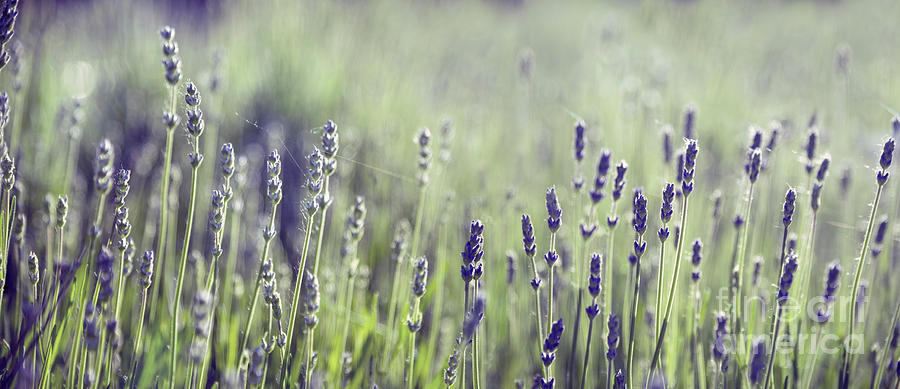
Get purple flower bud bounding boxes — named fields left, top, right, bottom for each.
left=574, top=120, right=586, bottom=162
left=782, top=188, right=797, bottom=227
left=545, top=187, right=562, bottom=232
left=749, top=338, right=766, bottom=384
left=521, top=214, right=536, bottom=257
left=606, top=314, right=619, bottom=360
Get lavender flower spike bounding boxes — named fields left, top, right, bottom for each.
left=545, top=187, right=562, bottom=233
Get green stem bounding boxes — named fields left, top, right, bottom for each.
left=580, top=305, right=596, bottom=389
left=733, top=182, right=756, bottom=367
left=104, top=246, right=128, bottom=385
left=283, top=211, right=317, bottom=386
left=843, top=182, right=885, bottom=384
left=168, top=158, right=201, bottom=389
left=302, top=175, right=332, bottom=385
left=472, top=281, right=481, bottom=389
left=626, top=235, right=644, bottom=389
left=655, top=224, right=668, bottom=337
left=528, top=252, right=547, bottom=376
left=152, top=84, right=178, bottom=336
left=129, top=288, right=147, bottom=388
left=649, top=194, right=691, bottom=376
left=239, top=208, right=279, bottom=358
left=461, top=283, right=469, bottom=389
left=763, top=305, right=785, bottom=389
left=406, top=297, right=421, bottom=389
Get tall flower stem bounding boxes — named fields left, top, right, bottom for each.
left=304, top=171, right=333, bottom=383
left=733, top=182, right=755, bottom=361
left=406, top=297, right=421, bottom=389
left=763, top=305, right=786, bottom=389
left=603, top=200, right=617, bottom=323
left=655, top=225, right=668, bottom=337
left=239, top=208, right=279, bottom=356
left=168, top=141, right=201, bottom=389
left=625, top=234, right=644, bottom=389
left=527, top=250, right=546, bottom=376
left=461, top=283, right=469, bottom=389
left=152, top=82, right=177, bottom=323
left=283, top=210, right=317, bottom=385
left=546, top=231, right=557, bottom=381
left=472, top=281, right=482, bottom=389
left=580, top=304, right=597, bottom=389
left=649, top=195, right=691, bottom=375
left=842, top=182, right=885, bottom=383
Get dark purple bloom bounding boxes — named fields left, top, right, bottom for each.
left=574, top=120, right=586, bottom=162
left=750, top=126, right=763, bottom=150
left=682, top=140, right=699, bottom=195
left=873, top=217, right=889, bottom=257
left=712, top=312, right=728, bottom=361
left=817, top=156, right=831, bottom=182
left=590, top=150, right=612, bottom=204
left=777, top=252, right=799, bottom=302
left=691, top=239, right=703, bottom=266
left=752, top=257, right=763, bottom=287
left=823, top=262, right=841, bottom=304
left=691, top=239, right=703, bottom=282
left=811, top=182, right=823, bottom=211
left=606, top=314, right=619, bottom=360
left=612, top=161, right=628, bottom=201
left=660, top=183, right=675, bottom=224
left=881, top=138, right=895, bottom=170
left=805, top=129, right=818, bottom=174
left=607, top=215, right=618, bottom=228
left=541, top=319, right=564, bottom=367
left=460, top=220, right=485, bottom=283
left=766, top=122, right=780, bottom=153
left=546, top=187, right=562, bottom=232
left=782, top=188, right=797, bottom=227
left=878, top=138, right=895, bottom=185
left=749, top=338, right=766, bottom=384
left=614, top=370, right=625, bottom=388
left=580, top=223, right=597, bottom=240
left=588, top=253, right=602, bottom=297
left=411, top=257, right=428, bottom=297
left=506, top=251, right=515, bottom=284
left=745, top=149, right=761, bottom=183
left=522, top=214, right=536, bottom=257
left=733, top=215, right=744, bottom=228
left=675, top=153, right=684, bottom=184
left=544, top=250, right=559, bottom=267
left=632, top=189, right=647, bottom=236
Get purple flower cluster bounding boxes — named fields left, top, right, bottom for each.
left=460, top=220, right=485, bottom=284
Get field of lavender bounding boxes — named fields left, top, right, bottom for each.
left=2, top=0, right=900, bottom=388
